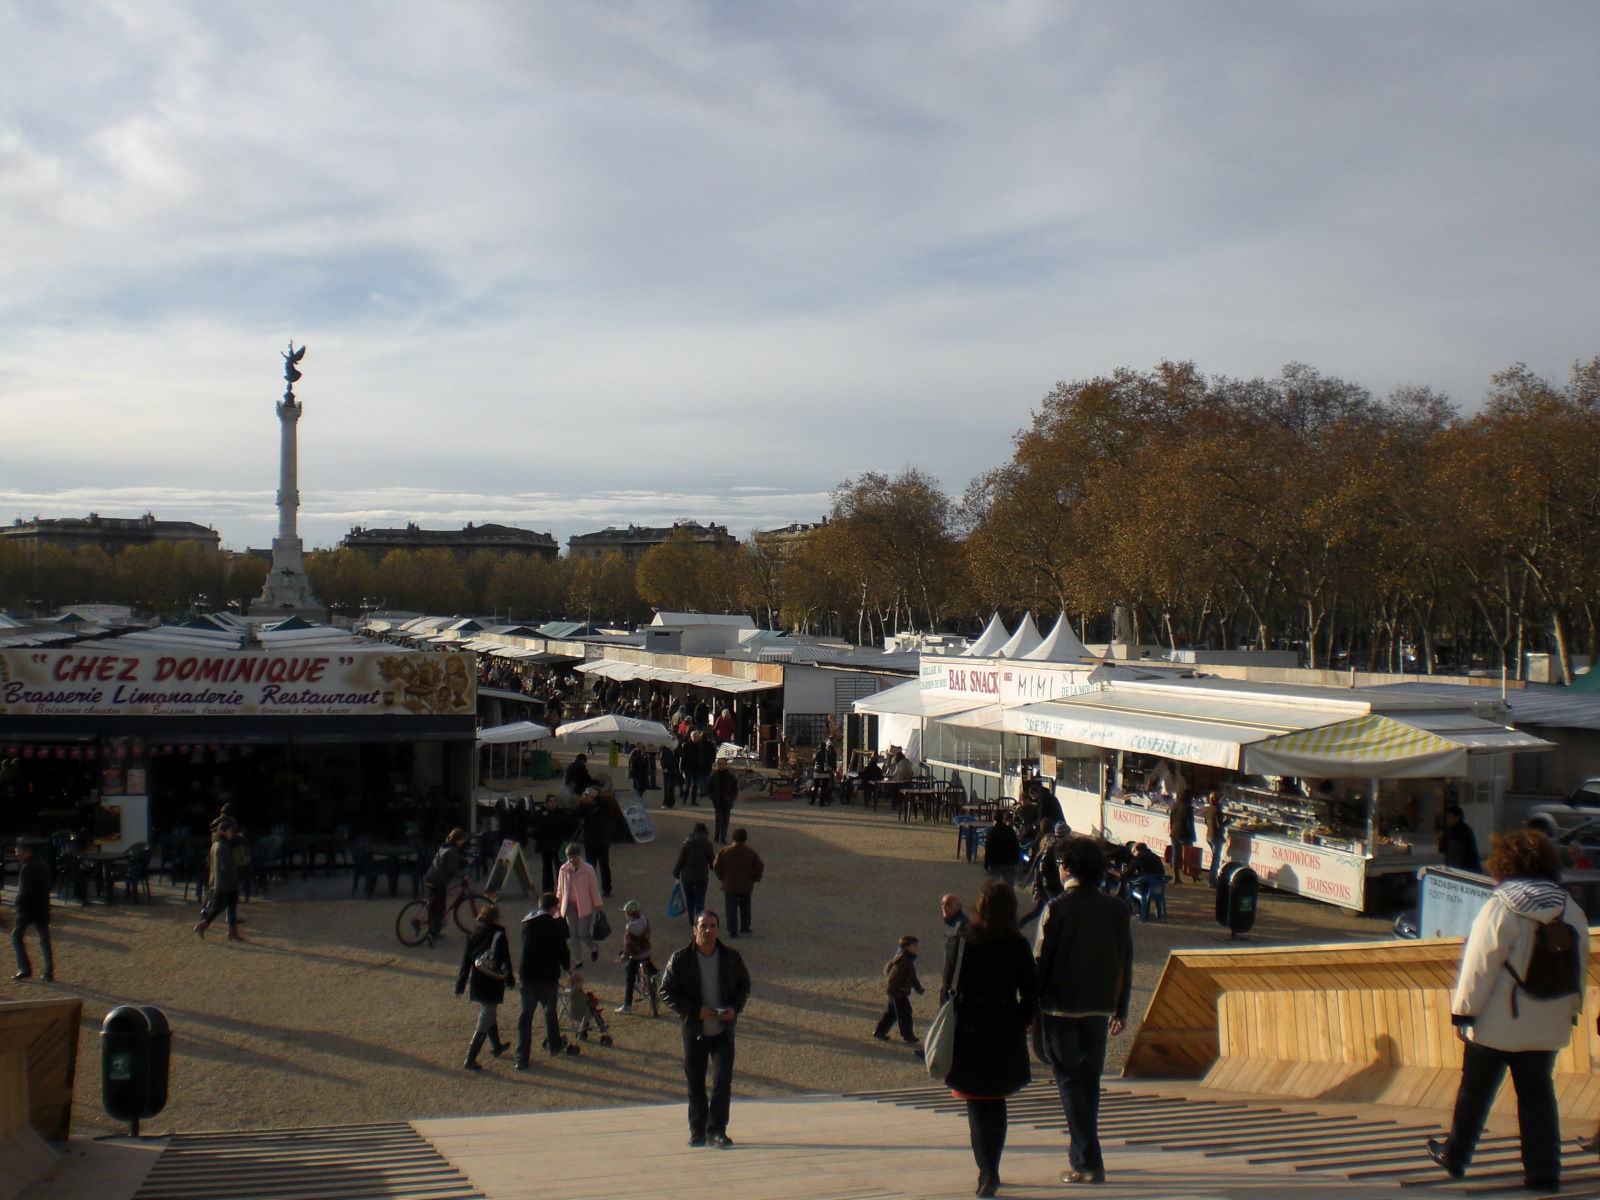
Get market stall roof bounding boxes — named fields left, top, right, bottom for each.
left=576, top=657, right=777, bottom=693
left=936, top=679, right=1556, bottom=776
left=476, top=720, right=552, bottom=745
left=1367, top=680, right=1600, bottom=734
left=852, top=678, right=991, bottom=719
left=478, top=686, right=542, bottom=704
left=107, top=623, right=379, bottom=652
left=939, top=685, right=1333, bottom=768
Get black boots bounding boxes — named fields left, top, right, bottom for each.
left=489, top=1028, right=509, bottom=1058
left=463, top=1033, right=486, bottom=1071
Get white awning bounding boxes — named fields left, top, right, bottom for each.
left=853, top=679, right=990, bottom=719
left=934, top=688, right=1335, bottom=769
left=934, top=683, right=1557, bottom=777
left=476, top=721, right=552, bottom=745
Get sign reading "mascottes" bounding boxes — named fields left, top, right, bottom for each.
left=0, top=649, right=476, bottom=718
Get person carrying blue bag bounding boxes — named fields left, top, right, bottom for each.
left=672, top=822, right=715, bottom=921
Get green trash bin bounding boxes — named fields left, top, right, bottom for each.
left=528, top=749, right=552, bottom=780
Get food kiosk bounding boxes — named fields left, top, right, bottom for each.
left=934, top=676, right=1552, bottom=911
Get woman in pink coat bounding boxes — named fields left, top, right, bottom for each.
left=556, top=842, right=605, bottom=965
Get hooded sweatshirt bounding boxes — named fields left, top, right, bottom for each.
left=1451, top=878, right=1588, bottom=1052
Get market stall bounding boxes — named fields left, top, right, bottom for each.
left=936, top=677, right=1553, bottom=911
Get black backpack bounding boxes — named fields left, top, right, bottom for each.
left=1505, top=917, right=1582, bottom=1015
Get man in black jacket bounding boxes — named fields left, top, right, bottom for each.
left=514, top=891, right=572, bottom=1067
left=983, top=810, right=1022, bottom=886
left=707, top=758, right=739, bottom=845
left=682, top=730, right=716, bottom=807
left=10, top=840, right=54, bottom=982
left=660, top=909, right=751, bottom=1148
left=1035, top=836, right=1132, bottom=1185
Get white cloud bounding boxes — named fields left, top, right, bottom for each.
left=2, top=1, right=1596, bottom=553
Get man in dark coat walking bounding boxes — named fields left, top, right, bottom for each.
left=660, top=909, right=751, bottom=1148
left=1437, top=804, right=1482, bottom=874
left=1035, top=836, right=1133, bottom=1185
left=514, top=891, right=572, bottom=1066
left=707, top=757, right=739, bottom=845
left=10, top=840, right=54, bottom=981
left=983, top=810, right=1022, bottom=887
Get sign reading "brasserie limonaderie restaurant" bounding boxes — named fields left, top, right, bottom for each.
left=0, top=649, right=476, bottom=719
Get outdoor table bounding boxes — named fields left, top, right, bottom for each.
left=960, top=798, right=1001, bottom=823
left=77, top=850, right=128, bottom=904
left=899, top=783, right=943, bottom=822
left=292, top=833, right=346, bottom=878
left=366, top=843, right=420, bottom=897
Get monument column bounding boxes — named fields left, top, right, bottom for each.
left=253, top=343, right=322, bottom=615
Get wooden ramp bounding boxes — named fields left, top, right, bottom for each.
left=1125, top=934, right=1600, bottom=1120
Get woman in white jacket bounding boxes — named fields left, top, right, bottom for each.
left=1427, top=830, right=1588, bottom=1190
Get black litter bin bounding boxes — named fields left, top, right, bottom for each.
left=101, top=1004, right=171, bottom=1134
left=1214, top=863, right=1259, bottom=938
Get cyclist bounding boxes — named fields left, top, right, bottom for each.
left=615, top=899, right=657, bottom=1014
left=423, top=828, right=470, bottom=946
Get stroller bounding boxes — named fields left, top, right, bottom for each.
left=560, top=971, right=613, bottom=1048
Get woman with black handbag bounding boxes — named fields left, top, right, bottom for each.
left=456, top=902, right=515, bottom=1071
left=944, top=878, right=1038, bottom=1198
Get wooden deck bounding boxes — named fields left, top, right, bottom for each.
left=1125, top=933, right=1600, bottom=1119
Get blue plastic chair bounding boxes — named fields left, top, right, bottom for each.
left=1129, top=873, right=1167, bottom=922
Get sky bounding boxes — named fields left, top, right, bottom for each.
left=3, top=2, right=1597, bottom=553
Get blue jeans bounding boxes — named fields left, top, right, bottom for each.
left=1040, top=1013, right=1111, bottom=1172
left=1208, top=837, right=1226, bottom=886
left=11, top=918, right=52, bottom=977
left=683, top=1028, right=735, bottom=1138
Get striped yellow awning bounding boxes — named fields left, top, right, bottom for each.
left=1245, top=713, right=1465, bottom=779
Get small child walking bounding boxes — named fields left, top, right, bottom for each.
left=873, top=934, right=924, bottom=1046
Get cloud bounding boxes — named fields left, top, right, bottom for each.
left=2, top=1, right=1596, bottom=554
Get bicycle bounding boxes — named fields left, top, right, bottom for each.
left=616, top=953, right=660, bottom=1017
left=395, top=876, right=491, bottom=947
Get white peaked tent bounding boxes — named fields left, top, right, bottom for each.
left=993, top=612, right=1043, bottom=659
left=963, top=612, right=1011, bottom=657
left=1022, top=613, right=1091, bottom=663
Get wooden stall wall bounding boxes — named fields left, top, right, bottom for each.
left=1124, top=937, right=1600, bottom=1121
left=0, top=998, right=82, bottom=1199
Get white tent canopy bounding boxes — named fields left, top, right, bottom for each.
left=962, top=612, right=1010, bottom=657
left=993, top=612, right=1042, bottom=659
left=475, top=721, right=552, bottom=745
left=555, top=714, right=677, bottom=747
left=1022, top=613, right=1090, bottom=663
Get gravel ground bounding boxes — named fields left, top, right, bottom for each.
left=4, top=789, right=1396, bottom=1136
